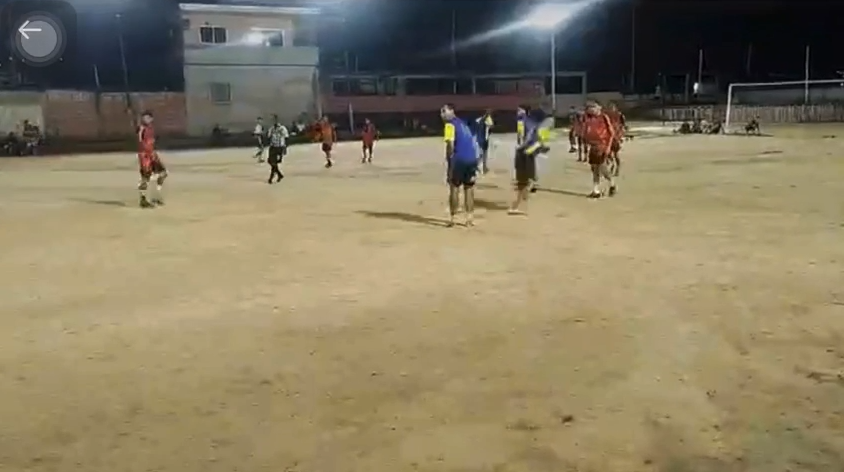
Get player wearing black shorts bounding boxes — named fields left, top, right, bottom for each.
left=509, top=113, right=543, bottom=215
left=441, top=104, right=478, bottom=227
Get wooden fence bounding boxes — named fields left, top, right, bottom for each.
left=657, top=104, right=844, bottom=124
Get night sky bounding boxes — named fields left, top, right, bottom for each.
left=7, top=0, right=844, bottom=93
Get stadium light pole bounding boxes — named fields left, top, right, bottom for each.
left=524, top=5, right=569, bottom=114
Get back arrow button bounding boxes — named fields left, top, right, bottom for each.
left=18, top=20, right=42, bottom=40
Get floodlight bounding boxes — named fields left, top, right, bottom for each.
left=524, top=4, right=570, bottom=29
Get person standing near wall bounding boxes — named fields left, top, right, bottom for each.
left=253, top=117, right=265, bottom=162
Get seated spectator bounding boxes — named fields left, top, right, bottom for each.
left=3, top=132, right=22, bottom=156
left=675, top=121, right=692, bottom=134
left=21, top=120, right=42, bottom=155
left=708, top=120, right=722, bottom=134
left=745, top=117, right=760, bottom=135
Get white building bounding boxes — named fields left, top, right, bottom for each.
left=180, top=3, right=321, bottom=135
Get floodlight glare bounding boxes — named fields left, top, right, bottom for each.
left=524, top=5, right=570, bottom=29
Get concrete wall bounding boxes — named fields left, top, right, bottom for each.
left=184, top=56, right=319, bottom=135
left=183, top=11, right=297, bottom=47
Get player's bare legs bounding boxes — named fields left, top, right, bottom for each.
left=150, top=171, right=167, bottom=205
left=509, top=183, right=530, bottom=214
left=447, top=185, right=460, bottom=227
left=138, top=175, right=153, bottom=208
left=463, top=186, right=475, bottom=226
left=589, top=161, right=615, bottom=198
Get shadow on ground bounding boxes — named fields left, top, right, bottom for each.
left=70, top=198, right=129, bottom=207
left=536, top=188, right=589, bottom=198
left=357, top=210, right=451, bottom=227
left=474, top=198, right=509, bottom=211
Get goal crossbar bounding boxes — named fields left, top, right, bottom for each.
left=725, top=78, right=844, bottom=131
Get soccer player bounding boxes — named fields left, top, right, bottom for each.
left=582, top=102, right=617, bottom=198
left=137, top=111, right=167, bottom=208
left=516, top=105, right=528, bottom=145
left=266, top=115, right=288, bottom=184
left=474, top=109, right=494, bottom=174
left=253, top=117, right=265, bottom=162
left=509, top=112, right=542, bottom=214
left=745, top=117, right=761, bottom=135
left=441, top=104, right=479, bottom=227
left=317, top=116, right=336, bottom=168
left=529, top=109, right=552, bottom=193
left=566, top=106, right=579, bottom=153
left=361, top=118, right=377, bottom=163
left=604, top=102, right=626, bottom=176
left=573, top=110, right=587, bottom=162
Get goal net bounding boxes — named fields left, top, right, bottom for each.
left=724, top=79, right=844, bottom=133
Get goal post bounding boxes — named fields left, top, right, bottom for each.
left=725, top=78, right=844, bottom=133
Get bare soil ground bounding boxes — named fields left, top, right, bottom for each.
left=1, top=125, right=843, bottom=472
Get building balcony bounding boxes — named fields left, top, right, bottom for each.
left=184, top=45, right=319, bottom=67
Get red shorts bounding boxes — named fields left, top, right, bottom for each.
left=587, top=143, right=610, bottom=165
left=139, top=154, right=166, bottom=178
left=362, top=141, right=374, bottom=149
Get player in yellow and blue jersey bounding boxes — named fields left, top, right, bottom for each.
left=530, top=109, right=553, bottom=193
left=509, top=111, right=547, bottom=215
left=516, top=105, right=528, bottom=145
left=474, top=109, right=494, bottom=174
left=442, top=103, right=480, bottom=227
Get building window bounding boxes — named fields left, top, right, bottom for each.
left=209, top=82, right=231, bottom=103
left=246, top=28, right=284, bottom=47
left=199, top=25, right=227, bottom=44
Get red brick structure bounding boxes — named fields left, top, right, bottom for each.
left=42, top=91, right=187, bottom=138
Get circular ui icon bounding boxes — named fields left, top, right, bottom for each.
left=13, top=13, right=65, bottom=66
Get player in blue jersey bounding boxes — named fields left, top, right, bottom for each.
left=441, top=104, right=479, bottom=227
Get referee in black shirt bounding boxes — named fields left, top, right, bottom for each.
left=267, top=115, right=289, bottom=184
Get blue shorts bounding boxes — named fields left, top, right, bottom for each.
left=447, top=159, right=478, bottom=187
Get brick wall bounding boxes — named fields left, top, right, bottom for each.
left=38, top=91, right=187, bottom=139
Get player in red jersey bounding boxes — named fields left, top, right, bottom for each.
left=361, top=118, right=377, bottom=163
left=582, top=102, right=616, bottom=198
left=604, top=102, right=626, bottom=176
left=566, top=106, right=579, bottom=153
left=316, top=116, right=336, bottom=168
left=572, top=111, right=588, bottom=162
left=137, top=111, right=167, bottom=208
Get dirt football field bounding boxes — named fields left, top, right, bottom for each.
left=1, top=125, right=843, bottom=472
